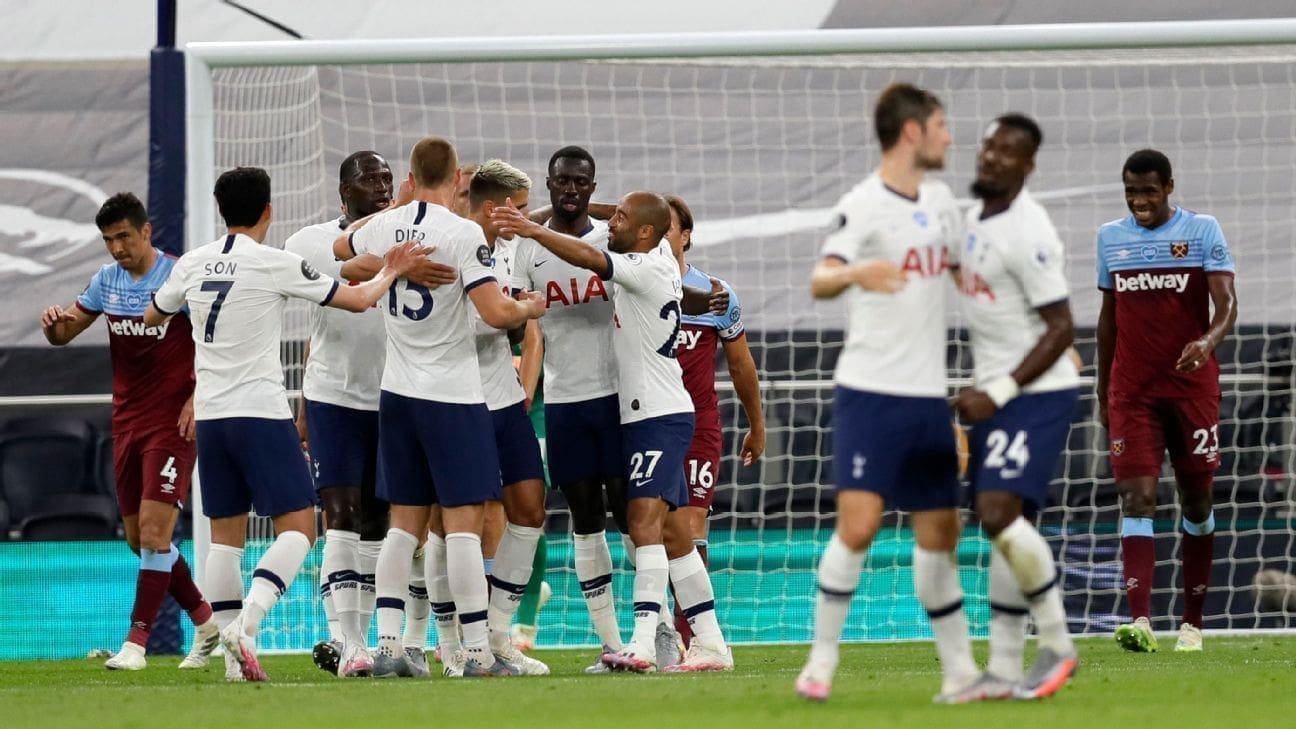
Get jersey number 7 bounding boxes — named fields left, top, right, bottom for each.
left=199, top=280, right=234, bottom=343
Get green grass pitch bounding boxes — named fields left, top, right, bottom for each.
left=4, top=636, right=1294, bottom=729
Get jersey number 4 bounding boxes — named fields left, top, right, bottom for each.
left=199, top=280, right=234, bottom=342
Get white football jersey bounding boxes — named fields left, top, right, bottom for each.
left=606, top=239, right=694, bottom=424
left=284, top=219, right=385, bottom=411
left=957, top=189, right=1079, bottom=392
left=512, top=221, right=618, bottom=404
left=474, top=237, right=525, bottom=411
left=820, top=173, right=962, bottom=397
left=348, top=201, right=495, bottom=403
left=152, top=233, right=339, bottom=421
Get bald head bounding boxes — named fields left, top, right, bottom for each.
left=607, top=190, right=671, bottom=253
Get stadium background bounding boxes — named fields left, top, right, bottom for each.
left=1, top=1, right=1294, bottom=660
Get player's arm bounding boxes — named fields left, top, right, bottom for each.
left=342, top=252, right=457, bottom=289
left=722, top=334, right=766, bottom=465
left=1175, top=273, right=1238, bottom=373
left=295, top=339, right=311, bottom=448
left=492, top=199, right=609, bottom=277
left=326, top=241, right=432, bottom=312
left=680, top=277, right=730, bottom=316
left=519, top=320, right=544, bottom=410
left=40, top=302, right=97, bottom=345
left=1096, top=291, right=1116, bottom=429
left=956, top=299, right=1076, bottom=423
left=468, top=283, right=546, bottom=331
left=809, top=256, right=906, bottom=299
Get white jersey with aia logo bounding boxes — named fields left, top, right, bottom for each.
left=821, top=173, right=962, bottom=398
left=348, top=200, right=496, bottom=404
left=152, top=233, right=339, bottom=421
left=512, top=220, right=617, bottom=404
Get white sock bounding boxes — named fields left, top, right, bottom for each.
left=403, top=545, right=429, bottom=650
left=987, top=548, right=1028, bottom=681
left=808, top=533, right=864, bottom=670
left=623, top=534, right=637, bottom=567
left=487, top=522, right=542, bottom=650
left=574, top=531, right=622, bottom=650
left=993, top=516, right=1073, bottom=655
left=374, top=528, right=417, bottom=658
left=669, top=548, right=726, bottom=648
left=243, top=531, right=311, bottom=638
left=425, top=533, right=460, bottom=654
left=630, top=544, right=669, bottom=657
left=446, top=532, right=491, bottom=659
left=358, top=539, right=382, bottom=641
left=319, top=568, right=340, bottom=642
left=912, top=546, right=978, bottom=693
left=321, top=529, right=362, bottom=644
left=206, top=544, right=245, bottom=632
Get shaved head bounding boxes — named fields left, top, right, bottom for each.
left=607, top=190, right=671, bottom=253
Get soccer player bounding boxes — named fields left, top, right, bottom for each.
left=333, top=137, right=547, bottom=678
left=795, top=83, right=976, bottom=702
left=510, top=146, right=630, bottom=670
left=287, top=150, right=455, bottom=678
left=144, top=167, right=426, bottom=682
left=494, top=190, right=735, bottom=674
left=660, top=194, right=765, bottom=662
left=39, top=192, right=218, bottom=672
left=1097, top=149, right=1238, bottom=653
left=951, top=114, right=1079, bottom=700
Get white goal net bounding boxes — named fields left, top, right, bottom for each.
left=189, top=28, right=1296, bottom=651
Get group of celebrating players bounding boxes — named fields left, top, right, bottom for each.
left=39, top=78, right=1236, bottom=703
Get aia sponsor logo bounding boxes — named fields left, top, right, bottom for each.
left=544, top=276, right=608, bottom=307
left=957, top=271, right=995, bottom=302
left=899, top=245, right=950, bottom=278
left=1110, top=438, right=1125, bottom=456
left=1113, top=271, right=1190, bottom=293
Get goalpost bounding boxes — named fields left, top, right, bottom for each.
left=184, top=20, right=1296, bottom=651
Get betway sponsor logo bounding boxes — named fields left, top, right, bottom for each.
left=675, top=328, right=703, bottom=351
left=108, top=318, right=170, bottom=340
left=1114, top=271, right=1190, bottom=293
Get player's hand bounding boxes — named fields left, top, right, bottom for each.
left=953, top=387, right=997, bottom=423
left=295, top=410, right=309, bottom=451
left=517, top=289, right=546, bottom=319
left=853, top=260, right=907, bottom=294
left=394, top=176, right=415, bottom=208
left=1175, top=338, right=1212, bottom=373
left=491, top=198, right=542, bottom=238
left=177, top=396, right=196, bottom=442
left=382, top=241, right=433, bottom=277
left=706, top=277, right=729, bottom=315
left=739, top=424, right=766, bottom=466
left=407, top=256, right=458, bottom=289
left=40, top=305, right=76, bottom=329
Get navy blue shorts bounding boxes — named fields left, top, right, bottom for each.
left=831, top=386, right=959, bottom=512
left=969, top=388, right=1079, bottom=509
left=378, top=391, right=502, bottom=508
left=492, top=401, right=545, bottom=486
left=305, top=400, right=382, bottom=493
left=621, top=413, right=694, bottom=509
left=196, top=417, right=317, bottom=519
left=545, top=394, right=624, bottom=485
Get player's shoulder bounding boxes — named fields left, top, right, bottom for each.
left=1097, top=214, right=1136, bottom=241
left=919, top=178, right=957, bottom=205
left=284, top=219, right=342, bottom=252
left=835, top=174, right=883, bottom=209
left=1177, top=207, right=1223, bottom=231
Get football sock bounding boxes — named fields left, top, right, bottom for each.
left=206, top=544, right=244, bottom=632
left=127, top=546, right=180, bottom=647
left=808, top=533, right=864, bottom=670
left=1181, top=512, right=1216, bottom=628
left=319, top=566, right=341, bottom=642
left=574, top=531, right=622, bottom=650
left=516, top=532, right=548, bottom=626
left=913, top=546, right=978, bottom=693
left=322, top=529, right=363, bottom=644
left=487, top=523, right=542, bottom=650
left=167, top=551, right=213, bottom=625
left=445, top=532, right=491, bottom=660
left=358, top=539, right=382, bottom=638
left=623, top=534, right=637, bottom=566
left=668, top=547, right=725, bottom=648
left=630, top=544, right=670, bottom=657
left=374, top=528, right=417, bottom=658
left=1120, top=517, right=1155, bottom=620
left=987, top=548, right=1028, bottom=681
left=674, top=540, right=707, bottom=647
left=403, top=545, right=429, bottom=649
left=425, top=533, right=461, bottom=654
left=994, top=516, right=1073, bottom=655
left=243, top=530, right=311, bottom=638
